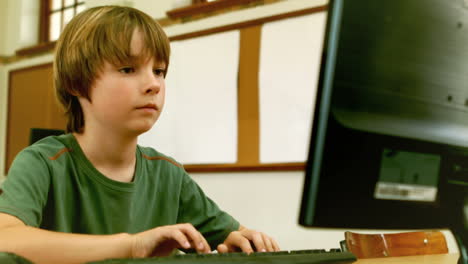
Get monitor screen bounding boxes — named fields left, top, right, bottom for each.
left=299, top=0, right=467, bottom=256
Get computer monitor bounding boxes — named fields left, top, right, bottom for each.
left=298, top=0, right=467, bottom=262
left=29, top=128, right=65, bottom=145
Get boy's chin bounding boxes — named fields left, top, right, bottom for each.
left=132, top=120, right=158, bottom=134
left=133, top=126, right=153, bottom=136
left=125, top=124, right=154, bottom=137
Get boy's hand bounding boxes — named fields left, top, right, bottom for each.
left=130, top=223, right=211, bottom=258
left=217, top=226, right=280, bottom=254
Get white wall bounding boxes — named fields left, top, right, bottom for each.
left=85, top=0, right=175, bottom=19
left=18, top=0, right=40, bottom=49
left=0, top=0, right=21, bottom=56
left=0, top=0, right=460, bottom=254
left=0, top=0, right=39, bottom=57
left=0, top=1, right=9, bottom=55
left=191, top=171, right=348, bottom=250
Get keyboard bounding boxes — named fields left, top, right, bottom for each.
left=88, top=249, right=357, bottom=264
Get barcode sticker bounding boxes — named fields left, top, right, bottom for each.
left=374, top=182, right=437, bottom=202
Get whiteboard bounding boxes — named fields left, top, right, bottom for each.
left=259, top=13, right=326, bottom=163
left=139, top=30, right=240, bottom=164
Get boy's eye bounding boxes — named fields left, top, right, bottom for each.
left=154, top=68, right=165, bottom=77
left=119, top=67, right=135, bottom=74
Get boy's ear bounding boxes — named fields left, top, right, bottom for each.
left=69, top=91, right=79, bottom=97
left=68, top=87, right=89, bottom=98
left=66, top=87, right=80, bottom=97
left=75, top=92, right=93, bottom=104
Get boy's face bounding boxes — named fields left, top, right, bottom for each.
left=79, top=30, right=166, bottom=136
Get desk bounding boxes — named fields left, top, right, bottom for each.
left=354, top=253, right=460, bottom=264
left=0, top=252, right=460, bottom=263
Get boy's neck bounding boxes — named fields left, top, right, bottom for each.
left=73, top=131, right=138, bottom=183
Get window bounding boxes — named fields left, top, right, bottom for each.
left=40, top=0, right=85, bottom=43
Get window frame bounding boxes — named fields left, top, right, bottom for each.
left=39, top=0, right=85, bottom=43
left=167, top=0, right=263, bottom=20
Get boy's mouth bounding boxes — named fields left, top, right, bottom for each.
left=136, top=103, right=158, bottom=111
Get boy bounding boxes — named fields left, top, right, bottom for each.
left=0, top=5, right=279, bottom=264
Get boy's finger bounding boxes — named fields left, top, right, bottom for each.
left=251, top=232, right=266, bottom=252
left=238, top=237, right=254, bottom=254
left=179, top=224, right=211, bottom=253
left=163, top=228, right=191, bottom=249
left=194, top=235, right=211, bottom=253
left=217, top=243, right=229, bottom=253
left=217, top=243, right=241, bottom=253
left=262, top=234, right=274, bottom=252
left=271, top=238, right=281, bottom=251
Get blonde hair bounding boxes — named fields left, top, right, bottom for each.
left=54, top=5, right=170, bottom=133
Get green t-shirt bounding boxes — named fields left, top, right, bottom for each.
left=0, top=134, right=239, bottom=248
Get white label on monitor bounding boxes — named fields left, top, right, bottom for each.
left=374, top=182, right=437, bottom=202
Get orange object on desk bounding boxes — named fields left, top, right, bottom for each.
left=345, top=231, right=449, bottom=259
left=354, top=253, right=459, bottom=264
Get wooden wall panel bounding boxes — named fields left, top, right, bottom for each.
left=237, top=25, right=261, bottom=166
left=5, top=63, right=66, bottom=174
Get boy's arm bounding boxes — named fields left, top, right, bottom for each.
left=0, top=213, right=211, bottom=264
left=217, top=225, right=281, bottom=253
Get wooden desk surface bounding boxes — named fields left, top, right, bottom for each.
left=354, top=253, right=460, bottom=264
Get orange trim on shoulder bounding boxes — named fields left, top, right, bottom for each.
left=49, top=148, right=72, bottom=160
left=142, top=154, right=183, bottom=168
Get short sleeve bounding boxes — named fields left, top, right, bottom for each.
left=177, top=173, right=240, bottom=249
left=0, top=148, right=51, bottom=227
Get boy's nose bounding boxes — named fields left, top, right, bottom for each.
left=144, top=74, right=161, bottom=95
left=145, top=84, right=160, bottom=95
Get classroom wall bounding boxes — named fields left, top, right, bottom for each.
left=0, top=0, right=460, bottom=253
left=0, top=0, right=38, bottom=57
left=192, top=170, right=350, bottom=250
left=86, top=0, right=175, bottom=19
left=0, top=0, right=20, bottom=57
left=0, top=64, right=6, bottom=180
left=0, top=2, right=8, bottom=55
